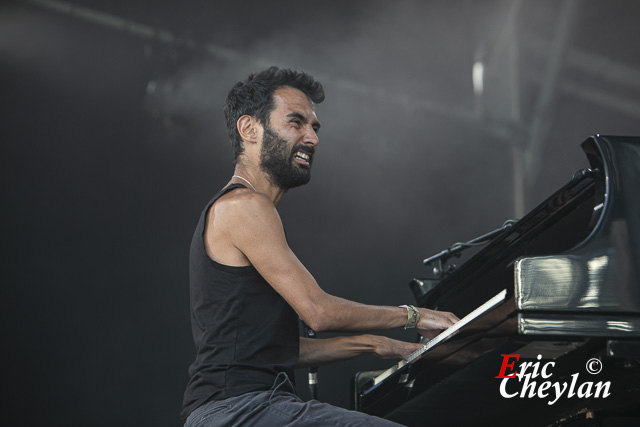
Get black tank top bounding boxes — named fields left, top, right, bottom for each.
left=181, top=184, right=299, bottom=420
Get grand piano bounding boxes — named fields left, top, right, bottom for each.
left=353, top=135, right=640, bottom=426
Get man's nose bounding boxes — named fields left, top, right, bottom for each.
left=303, top=127, right=319, bottom=147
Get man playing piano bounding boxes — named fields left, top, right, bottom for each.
left=182, top=66, right=459, bottom=426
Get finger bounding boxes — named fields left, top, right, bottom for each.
left=402, top=343, right=424, bottom=360
left=439, top=311, right=459, bottom=326
left=437, top=314, right=455, bottom=329
left=420, top=330, right=439, bottom=340
left=448, top=312, right=461, bottom=323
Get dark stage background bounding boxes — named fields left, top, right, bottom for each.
left=2, top=0, right=640, bottom=425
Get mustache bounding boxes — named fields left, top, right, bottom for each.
left=293, top=145, right=315, bottom=156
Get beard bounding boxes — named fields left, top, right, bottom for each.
left=259, top=125, right=313, bottom=190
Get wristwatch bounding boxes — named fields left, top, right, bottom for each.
left=399, top=304, right=420, bottom=329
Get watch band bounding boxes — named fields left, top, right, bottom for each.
left=399, top=304, right=420, bottom=329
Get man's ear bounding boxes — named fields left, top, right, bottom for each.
left=237, top=115, right=261, bottom=144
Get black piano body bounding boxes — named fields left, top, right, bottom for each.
left=354, top=135, right=640, bottom=426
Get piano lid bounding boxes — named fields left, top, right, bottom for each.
left=417, top=137, right=601, bottom=318
left=515, top=136, right=640, bottom=316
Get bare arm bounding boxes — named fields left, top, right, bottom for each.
left=297, top=335, right=424, bottom=368
left=215, top=192, right=459, bottom=334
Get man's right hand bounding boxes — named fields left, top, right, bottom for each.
left=416, top=308, right=460, bottom=339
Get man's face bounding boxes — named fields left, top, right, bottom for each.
left=259, top=87, right=320, bottom=190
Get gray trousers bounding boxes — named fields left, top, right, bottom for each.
left=184, top=373, right=403, bottom=427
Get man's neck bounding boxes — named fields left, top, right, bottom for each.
left=231, top=164, right=286, bottom=205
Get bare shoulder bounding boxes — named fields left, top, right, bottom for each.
left=216, top=188, right=278, bottom=220
left=204, top=188, right=286, bottom=265
left=209, top=188, right=284, bottom=236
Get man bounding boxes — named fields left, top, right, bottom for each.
left=182, top=67, right=459, bottom=426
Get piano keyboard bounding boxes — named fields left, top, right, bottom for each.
left=368, top=289, right=508, bottom=389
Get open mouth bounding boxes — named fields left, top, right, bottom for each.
left=293, top=150, right=312, bottom=166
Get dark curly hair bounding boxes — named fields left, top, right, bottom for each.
left=223, top=67, right=325, bottom=164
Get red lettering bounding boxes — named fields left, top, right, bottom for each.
left=495, top=354, right=520, bottom=378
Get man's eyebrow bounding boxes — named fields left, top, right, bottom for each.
left=287, top=112, right=321, bottom=129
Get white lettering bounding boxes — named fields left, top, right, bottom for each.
left=577, top=381, right=593, bottom=398
left=517, top=361, right=532, bottom=380
left=520, top=375, right=537, bottom=398
left=537, top=381, right=551, bottom=398
left=548, top=381, right=568, bottom=405
left=568, top=373, right=579, bottom=397
left=541, top=361, right=555, bottom=378
left=498, top=356, right=612, bottom=405
left=531, top=354, right=543, bottom=378
left=594, top=381, right=611, bottom=398
left=500, top=378, right=518, bottom=398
